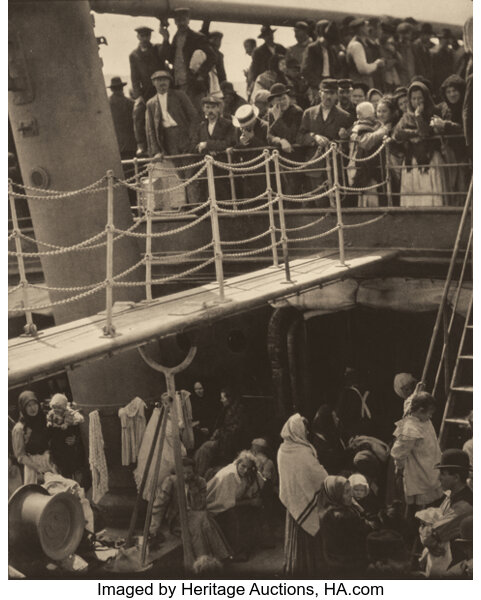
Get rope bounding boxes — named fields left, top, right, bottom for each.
left=342, top=213, right=388, bottom=229
left=212, top=157, right=270, bottom=173
left=276, top=145, right=333, bottom=167
left=150, top=241, right=214, bottom=262
left=340, top=181, right=386, bottom=193
left=221, top=229, right=272, bottom=246
left=113, top=210, right=211, bottom=238
left=282, top=214, right=329, bottom=232
left=282, top=186, right=335, bottom=203
left=28, top=281, right=100, bottom=293
left=213, top=151, right=268, bottom=169
left=8, top=230, right=107, bottom=257
left=287, top=225, right=339, bottom=243
left=153, top=199, right=211, bottom=215
left=217, top=197, right=278, bottom=214
left=217, top=190, right=269, bottom=205
left=224, top=240, right=282, bottom=258
left=336, top=141, right=387, bottom=162
left=8, top=282, right=106, bottom=313
left=8, top=284, right=23, bottom=295
left=112, top=257, right=147, bottom=282
left=113, top=257, right=216, bottom=287
left=10, top=177, right=107, bottom=199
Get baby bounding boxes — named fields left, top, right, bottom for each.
left=46, top=393, right=84, bottom=429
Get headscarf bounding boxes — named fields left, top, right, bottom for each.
left=318, top=475, right=349, bottom=518
left=367, top=88, right=382, bottom=103
left=278, top=413, right=328, bottom=535
left=393, top=373, right=417, bottom=399
left=50, top=393, right=68, bottom=411
left=440, top=74, right=465, bottom=125
left=18, top=390, right=50, bottom=455
left=349, top=473, right=370, bottom=498
left=407, top=81, right=435, bottom=119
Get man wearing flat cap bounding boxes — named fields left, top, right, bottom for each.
left=129, top=24, right=170, bottom=156
left=250, top=25, right=286, bottom=83
left=192, top=95, right=235, bottom=154
left=412, top=23, right=435, bottom=83
left=297, top=78, right=354, bottom=206
left=302, top=20, right=342, bottom=103
left=337, top=79, right=356, bottom=118
left=420, top=449, right=472, bottom=567
left=346, top=18, right=384, bottom=89
left=167, top=7, right=216, bottom=112
left=286, top=22, right=311, bottom=73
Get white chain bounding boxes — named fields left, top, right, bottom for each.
left=217, top=190, right=269, bottom=205
left=340, top=180, right=386, bottom=192
left=114, top=211, right=211, bottom=238
left=342, top=214, right=388, bottom=229
left=8, top=230, right=107, bottom=257
left=224, top=240, right=282, bottom=258
left=221, top=229, right=272, bottom=246
left=8, top=282, right=106, bottom=312
left=153, top=199, right=211, bottom=215
left=8, top=283, right=23, bottom=295
left=217, top=197, right=277, bottom=214
left=149, top=241, right=214, bottom=262
left=287, top=224, right=339, bottom=243
left=213, top=156, right=270, bottom=173
left=10, top=177, right=107, bottom=199
left=282, top=214, right=329, bottom=232
left=282, top=186, right=335, bottom=203
left=336, top=141, right=387, bottom=162
left=113, top=257, right=216, bottom=287
left=277, top=145, right=333, bottom=167
left=213, top=151, right=268, bottom=169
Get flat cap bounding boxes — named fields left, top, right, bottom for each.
left=151, top=70, right=173, bottom=81
left=320, top=78, right=338, bottom=91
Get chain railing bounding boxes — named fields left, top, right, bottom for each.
left=8, top=137, right=471, bottom=337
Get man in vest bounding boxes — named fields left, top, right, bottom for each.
left=346, top=18, right=384, bottom=89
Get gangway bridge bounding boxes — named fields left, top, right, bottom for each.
left=8, top=142, right=470, bottom=388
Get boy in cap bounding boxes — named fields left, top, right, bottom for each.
left=302, top=20, right=341, bottom=101
left=286, top=21, right=311, bottom=71
left=220, top=81, right=247, bottom=120
left=284, top=58, right=309, bottom=110
left=250, top=25, right=286, bottom=82
left=129, top=24, right=170, bottom=156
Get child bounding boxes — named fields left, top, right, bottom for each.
left=47, top=393, right=84, bottom=429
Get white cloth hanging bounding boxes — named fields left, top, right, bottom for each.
left=118, top=397, right=147, bottom=466
left=88, top=410, right=109, bottom=504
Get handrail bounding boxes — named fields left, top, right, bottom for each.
left=420, top=178, right=473, bottom=387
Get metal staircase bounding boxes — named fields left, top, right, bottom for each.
left=421, top=180, right=472, bottom=449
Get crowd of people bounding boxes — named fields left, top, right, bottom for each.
left=9, top=368, right=473, bottom=578
left=108, top=8, right=472, bottom=208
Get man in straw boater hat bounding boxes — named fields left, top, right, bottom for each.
left=419, top=449, right=473, bottom=567
left=129, top=24, right=170, bottom=156
left=250, top=24, right=286, bottom=82
left=297, top=78, right=354, bottom=206
left=145, top=70, right=200, bottom=203
left=106, top=77, right=136, bottom=161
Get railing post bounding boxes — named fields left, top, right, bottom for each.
left=205, top=155, right=226, bottom=301
left=8, top=180, right=37, bottom=336
left=263, top=149, right=279, bottom=267
left=145, top=162, right=154, bottom=301
left=226, top=147, right=238, bottom=210
left=442, top=306, right=451, bottom=398
left=102, top=169, right=116, bottom=336
left=330, top=143, right=346, bottom=266
left=272, top=150, right=293, bottom=283
left=384, top=139, right=393, bottom=207
left=133, top=156, right=141, bottom=214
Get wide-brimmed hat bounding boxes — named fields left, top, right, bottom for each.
left=107, top=76, right=128, bottom=89
left=320, top=78, right=338, bottom=92
left=151, top=70, right=173, bottom=81
left=268, top=83, right=291, bottom=102
left=201, top=94, right=223, bottom=106
left=220, top=81, right=235, bottom=95
left=233, top=104, right=259, bottom=128
left=135, top=26, right=153, bottom=34
left=258, top=25, right=276, bottom=39
left=434, top=448, right=471, bottom=471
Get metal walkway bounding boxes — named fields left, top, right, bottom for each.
left=8, top=248, right=396, bottom=387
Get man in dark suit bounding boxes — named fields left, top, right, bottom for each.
left=129, top=25, right=170, bottom=156
left=412, top=23, right=435, bottom=84
left=302, top=20, right=341, bottom=103
left=337, top=79, right=357, bottom=118
left=168, top=7, right=216, bottom=113
left=297, top=78, right=354, bottom=206
left=145, top=70, right=200, bottom=203
left=250, top=25, right=286, bottom=83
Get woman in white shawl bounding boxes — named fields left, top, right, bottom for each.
left=277, top=413, right=328, bottom=576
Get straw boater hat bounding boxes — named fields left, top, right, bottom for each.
left=233, top=104, right=259, bottom=128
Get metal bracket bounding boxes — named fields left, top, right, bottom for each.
left=18, top=118, right=39, bottom=138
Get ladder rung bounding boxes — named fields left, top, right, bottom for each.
left=450, top=385, right=473, bottom=393
left=466, top=325, right=473, bottom=329
left=459, top=355, right=473, bottom=360
left=444, top=418, right=470, bottom=426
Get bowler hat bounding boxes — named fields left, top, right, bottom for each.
left=366, top=529, right=408, bottom=562
left=455, top=515, right=473, bottom=543
left=151, top=70, right=173, bottom=81
left=268, top=83, right=291, bottom=102
left=338, top=78, right=353, bottom=90
left=434, top=448, right=471, bottom=471
left=135, top=26, right=153, bottom=34
left=220, top=81, right=235, bottom=94
left=108, top=76, right=127, bottom=89
left=201, top=94, right=223, bottom=106
left=320, top=78, right=338, bottom=92
left=233, top=104, right=259, bottom=128
left=294, top=21, right=309, bottom=31
left=258, top=25, right=276, bottom=39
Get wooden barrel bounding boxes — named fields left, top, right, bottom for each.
left=8, top=484, right=85, bottom=561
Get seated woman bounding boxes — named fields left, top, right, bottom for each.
left=392, top=81, right=446, bottom=206
left=309, top=404, right=346, bottom=474
left=206, top=450, right=264, bottom=561
left=319, top=475, right=369, bottom=577
left=11, top=390, right=57, bottom=484
left=148, top=457, right=232, bottom=563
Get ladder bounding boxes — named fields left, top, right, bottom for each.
left=420, top=180, right=472, bottom=448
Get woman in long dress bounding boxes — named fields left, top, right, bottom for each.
left=277, top=413, right=328, bottom=576
left=393, top=81, right=446, bottom=206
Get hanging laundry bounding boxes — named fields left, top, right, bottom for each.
left=118, top=396, right=147, bottom=466
left=88, top=410, right=109, bottom=504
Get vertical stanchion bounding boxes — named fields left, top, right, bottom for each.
left=8, top=180, right=37, bottom=336
left=325, top=144, right=335, bottom=208
left=103, top=170, right=116, bottom=336
left=145, top=162, right=153, bottom=301
left=133, top=157, right=141, bottom=214
left=226, top=148, right=237, bottom=210
left=272, top=150, right=293, bottom=283
left=330, top=144, right=346, bottom=266
left=384, top=139, right=393, bottom=207
left=442, top=307, right=451, bottom=398
left=263, top=150, right=279, bottom=267
left=206, top=155, right=226, bottom=301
